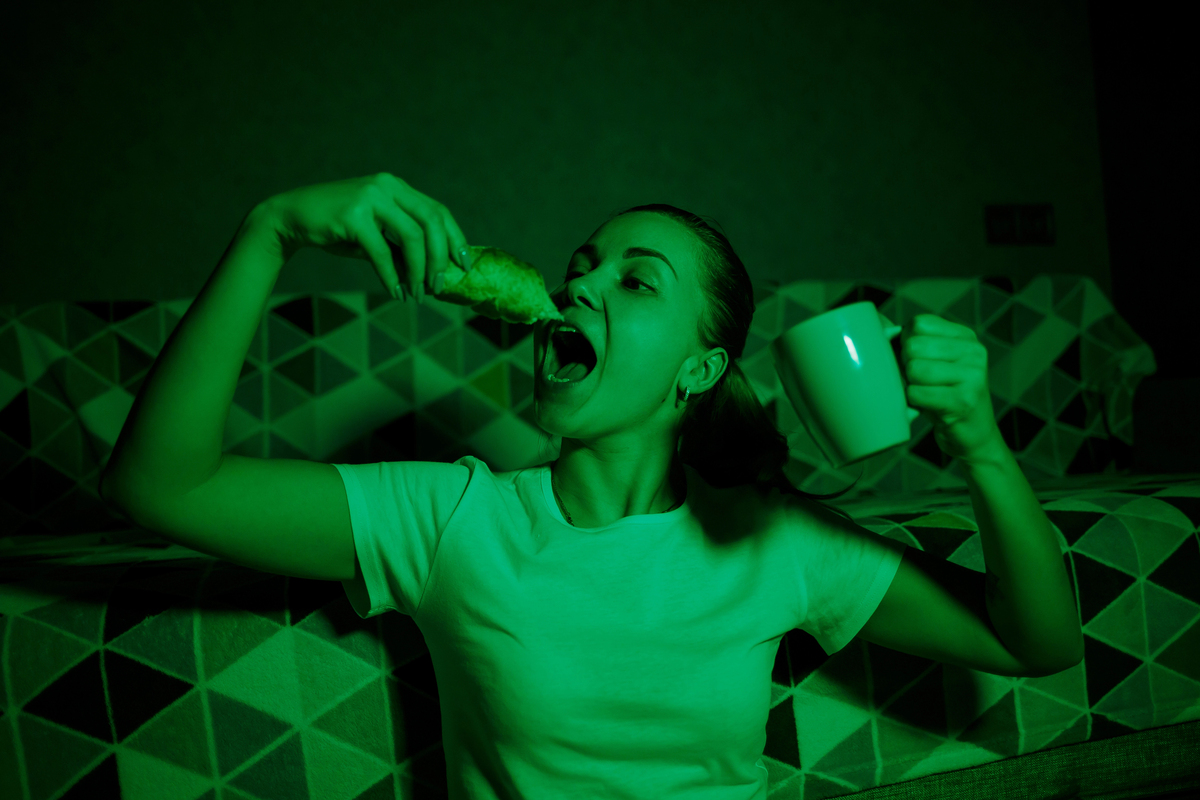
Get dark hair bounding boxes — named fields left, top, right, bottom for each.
left=542, top=202, right=862, bottom=518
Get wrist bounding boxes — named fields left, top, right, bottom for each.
left=960, top=431, right=1011, bottom=472
left=240, top=197, right=293, bottom=264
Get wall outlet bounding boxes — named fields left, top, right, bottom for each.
left=985, top=204, right=1055, bottom=245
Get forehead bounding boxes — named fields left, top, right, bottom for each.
left=591, top=212, right=693, bottom=257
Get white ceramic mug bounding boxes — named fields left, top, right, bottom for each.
left=770, top=301, right=921, bottom=469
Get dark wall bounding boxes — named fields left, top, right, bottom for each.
left=1089, top=1, right=1197, bottom=381
left=3, top=1, right=1108, bottom=308
left=1088, top=1, right=1198, bottom=472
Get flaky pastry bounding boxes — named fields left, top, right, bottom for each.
left=434, top=246, right=565, bottom=325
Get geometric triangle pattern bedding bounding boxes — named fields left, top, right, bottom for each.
left=0, top=273, right=1158, bottom=556
left=0, top=270, right=1184, bottom=798
left=1, top=473, right=1197, bottom=799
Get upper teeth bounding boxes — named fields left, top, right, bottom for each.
left=546, top=325, right=580, bottom=377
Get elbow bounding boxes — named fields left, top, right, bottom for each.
left=1025, top=646, right=1084, bottom=678
left=1029, top=657, right=1081, bottom=678
left=1034, top=627, right=1085, bottom=677
left=1011, top=630, right=1084, bottom=678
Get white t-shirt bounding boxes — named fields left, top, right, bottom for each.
left=332, top=455, right=906, bottom=800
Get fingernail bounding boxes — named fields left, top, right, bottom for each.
left=392, top=283, right=402, bottom=301
left=459, top=246, right=471, bottom=272
left=434, top=272, right=445, bottom=294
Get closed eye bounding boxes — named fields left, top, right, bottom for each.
left=564, top=272, right=653, bottom=291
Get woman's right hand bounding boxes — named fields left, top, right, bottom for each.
left=261, top=172, right=471, bottom=304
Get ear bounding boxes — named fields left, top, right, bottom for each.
left=692, top=348, right=729, bottom=392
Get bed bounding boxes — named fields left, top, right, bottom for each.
left=2, top=273, right=1197, bottom=799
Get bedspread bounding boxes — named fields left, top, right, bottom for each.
left=2, top=472, right=1197, bottom=799
left=2, top=272, right=1195, bottom=798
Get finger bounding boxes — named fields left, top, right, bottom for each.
left=374, top=174, right=430, bottom=303
left=417, top=201, right=451, bottom=299
left=377, top=176, right=470, bottom=301
left=350, top=206, right=417, bottom=303
left=384, top=176, right=469, bottom=298
left=908, top=357, right=964, bottom=386
left=350, top=209, right=407, bottom=303
left=437, top=204, right=472, bottom=273
left=374, top=198, right=425, bottom=303
left=906, top=334, right=974, bottom=364
left=916, top=313, right=974, bottom=340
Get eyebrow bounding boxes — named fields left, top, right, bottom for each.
left=572, top=244, right=678, bottom=282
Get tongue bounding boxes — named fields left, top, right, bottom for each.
left=553, top=361, right=590, bottom=381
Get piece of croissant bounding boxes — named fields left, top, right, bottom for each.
left=433, top=245, right=565, bottom=325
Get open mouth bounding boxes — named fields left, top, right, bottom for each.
left=541, top=325, right=598, bottom=386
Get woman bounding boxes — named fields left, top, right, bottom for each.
left=314, top=173, right=907, bottom=799
left=102, top=173, right=1081, bottom=800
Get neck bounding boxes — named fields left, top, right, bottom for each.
left=552, top=453, right=686, bottom=527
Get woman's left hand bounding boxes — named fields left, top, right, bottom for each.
left=899, top=314, right=1006, bottom=464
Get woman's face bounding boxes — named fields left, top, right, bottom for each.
left=534, top=212, right=726, bottom=442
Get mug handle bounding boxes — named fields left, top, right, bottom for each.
left=881, top=315, right=922, bottom=426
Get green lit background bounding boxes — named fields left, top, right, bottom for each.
left=2, top=1, right=1196, bottom=799
left=6, top=2, right=1109, bottom=302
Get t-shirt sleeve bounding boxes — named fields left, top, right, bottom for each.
left=331, top=458, right=473, bottom=619
left=788, top=496, right=908, bottom=655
